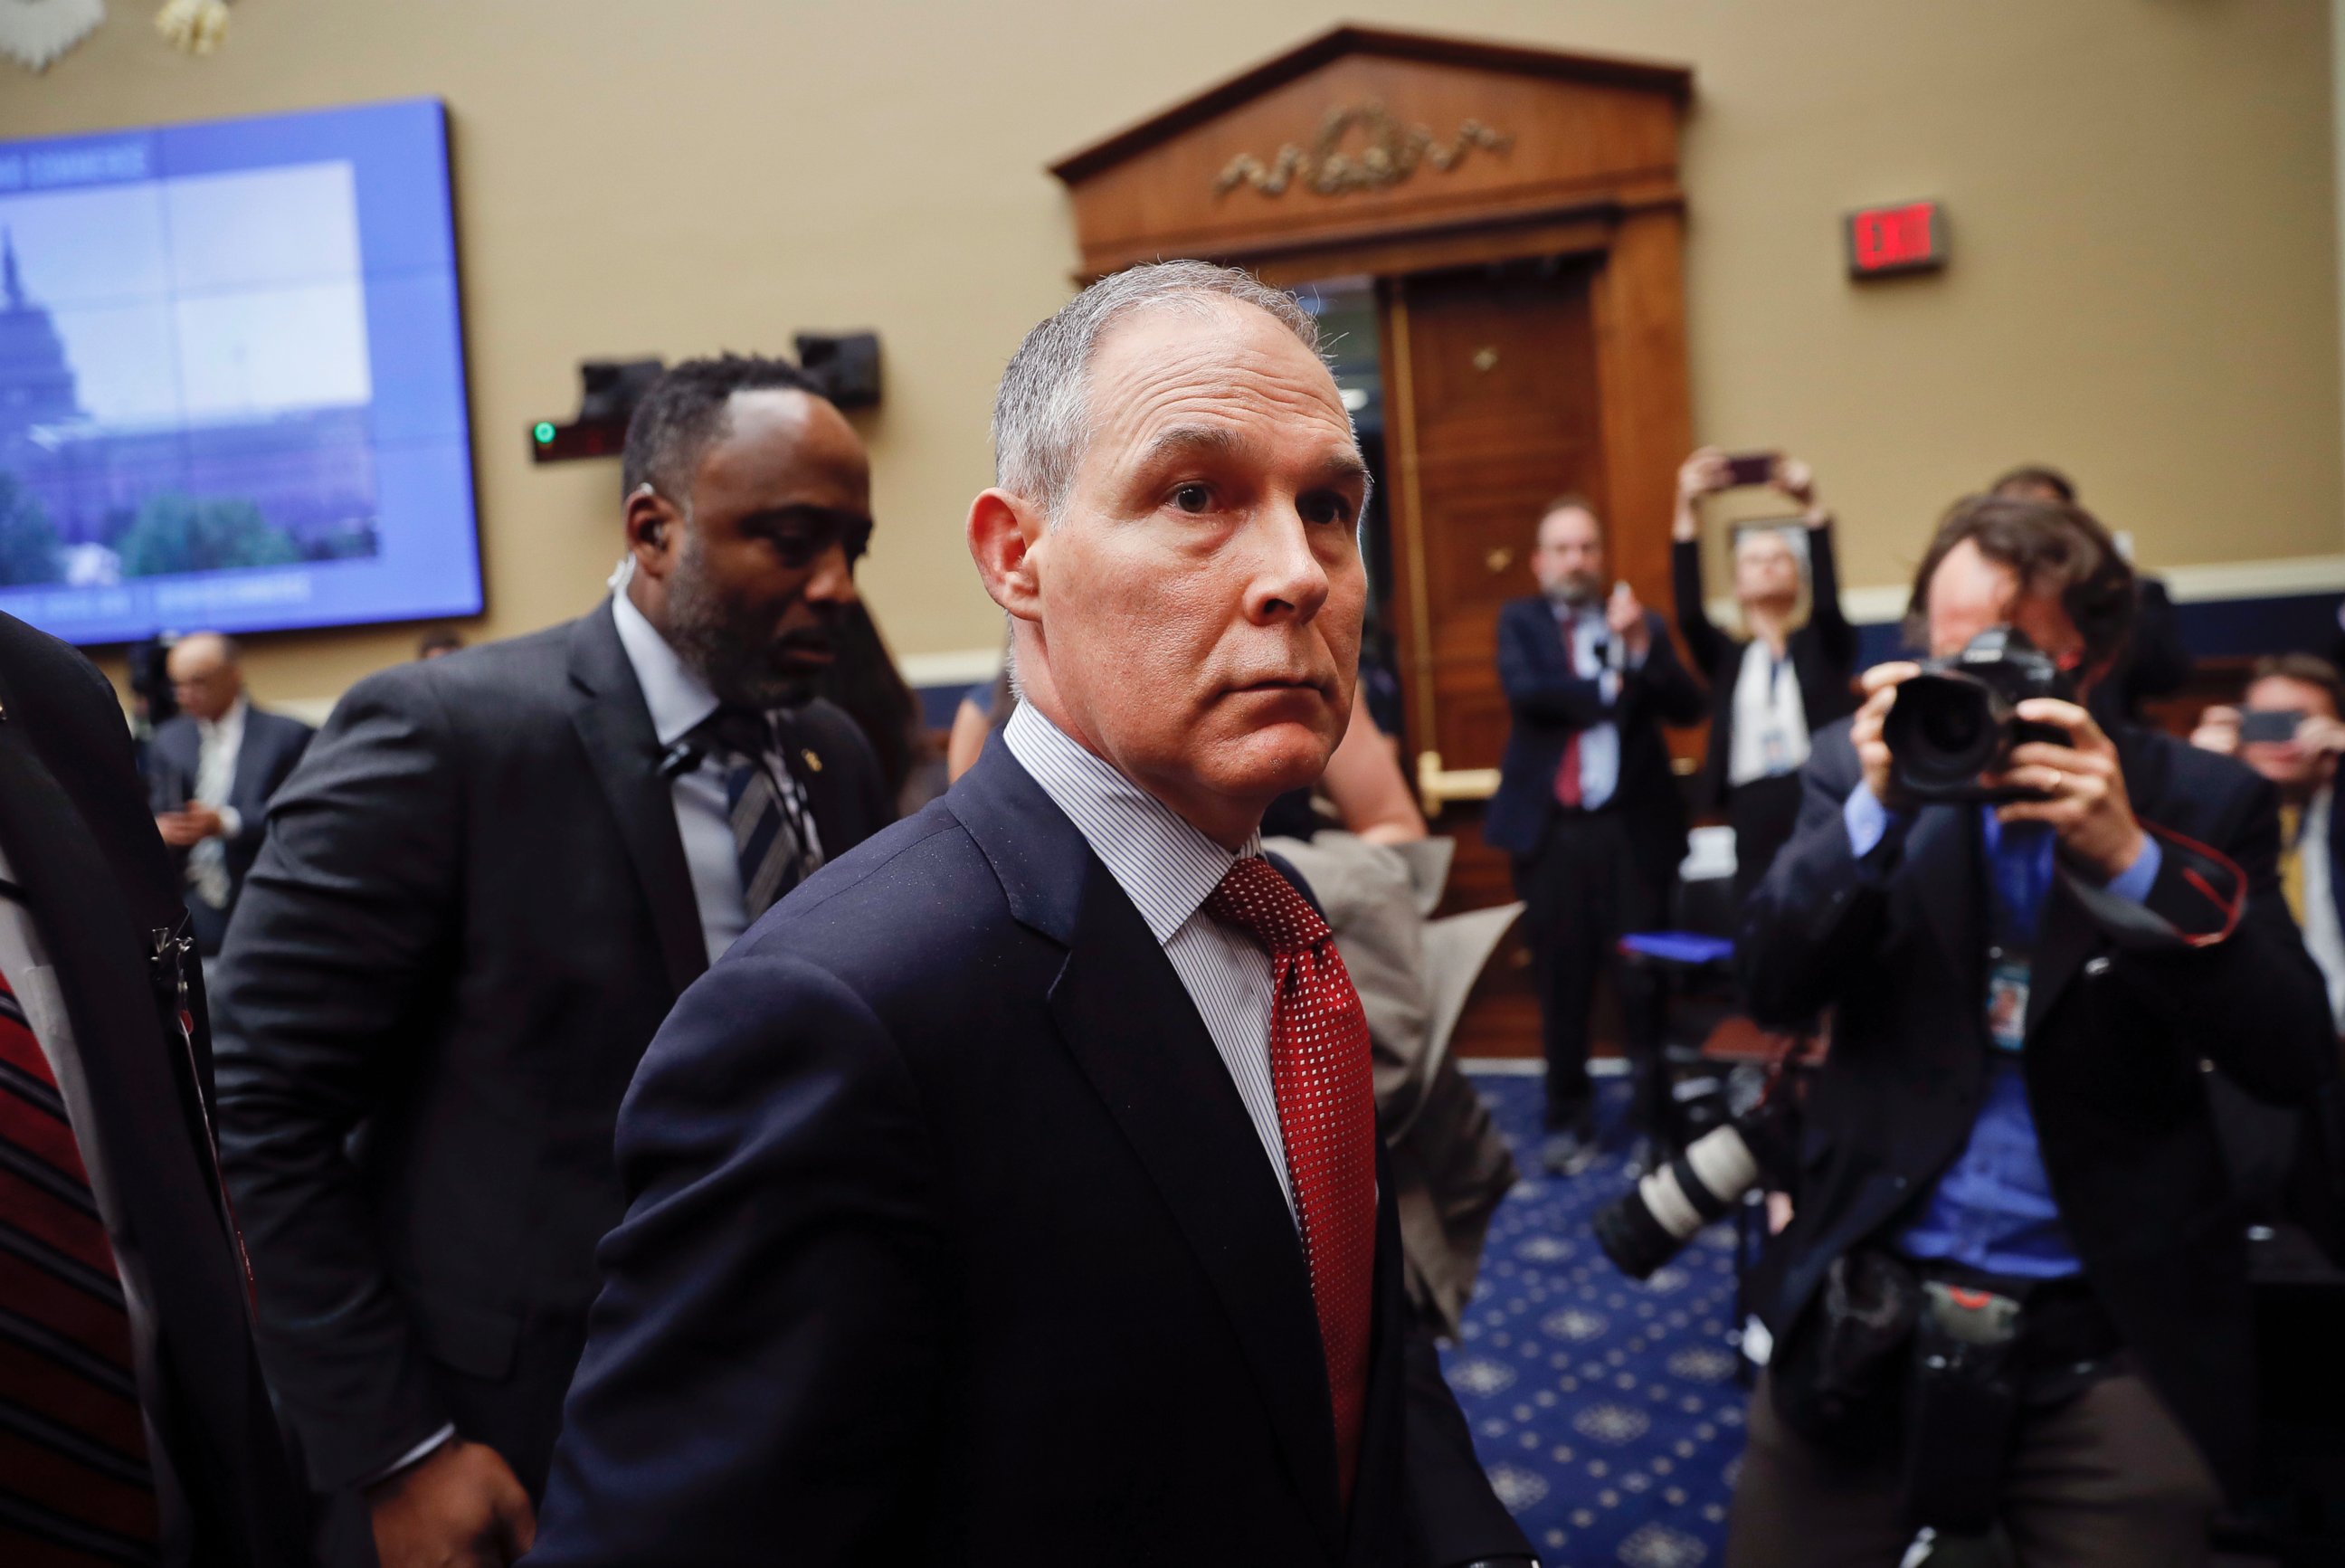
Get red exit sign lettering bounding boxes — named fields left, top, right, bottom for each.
left=1846, top=201, right=1946, bottom=277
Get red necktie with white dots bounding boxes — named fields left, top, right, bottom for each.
left=1204, top=856, right=1377, bottom=1503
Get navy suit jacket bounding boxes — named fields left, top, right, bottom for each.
left=1484, top=597, right=1706, bottom=878
left=529, top=741, right=1527, bottom=1567
left=145, top=703, right=313, bottom=953
left=1738, top=719, right=2336, bottom=1498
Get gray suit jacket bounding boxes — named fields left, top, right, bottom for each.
left=211, top=599, right=891, bottom=1499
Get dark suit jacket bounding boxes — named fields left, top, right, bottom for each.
left=0, top=613, right=309, bottom=1567
left=528, top=741, right=1530, bottom=1567
left=1671, top=529, right=1858, bottom=811
left=2088, top=576, right=2192, bottom=731
left=1485, top=599, right=1707, bottom=882
left=146, top=702, right=314, bottom=955
left=1737, top=718, right=2336, bottom=1498
left=212, top=598, right=890, bottom=1500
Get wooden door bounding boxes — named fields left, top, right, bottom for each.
left=1382, top=259, right=1607, bottom=908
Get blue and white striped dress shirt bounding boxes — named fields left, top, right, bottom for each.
left=1003, top=702, right=1296, bottom=1221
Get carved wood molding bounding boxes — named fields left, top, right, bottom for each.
left=1213, top=100, right=1512, bottom=198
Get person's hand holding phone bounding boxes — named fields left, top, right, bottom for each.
left=1771, top=456, right=1818, bottom=512
left=1606, top=581, right=1651, bottom=661
left=2295, top=713, right=2345, bottom=758
left=2188, top=704, right=2242, bottom=757
left=1674, top=448, right=1733, bottom=539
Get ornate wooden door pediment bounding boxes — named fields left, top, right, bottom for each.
left=1050, top=25, right=1690, bottom=280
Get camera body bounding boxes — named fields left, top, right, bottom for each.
left=1883, top=625, right=2073, bottom=804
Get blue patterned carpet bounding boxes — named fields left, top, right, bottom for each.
left=1440, top=1070, right=1749, bottom=1568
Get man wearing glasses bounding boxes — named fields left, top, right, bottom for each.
left=212, top=356, right=893, bottom=1568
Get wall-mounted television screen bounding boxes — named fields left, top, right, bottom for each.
left=0, top=99, right=479, bottom=645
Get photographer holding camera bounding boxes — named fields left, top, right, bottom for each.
left=1723, top=494, right=2336, bottom=1566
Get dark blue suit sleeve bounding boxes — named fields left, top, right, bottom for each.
left=530, top=950, right=948, bottom=1567
left=1735, top=725, right=1885, bottom=1028
left=1496, top=601, right=1612, bottom=730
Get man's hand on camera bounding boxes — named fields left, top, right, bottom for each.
left=1851, top=661, right=1922, bottom=811
left=1989, top=698, right=2147, bottom=883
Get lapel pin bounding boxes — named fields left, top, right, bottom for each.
left=802, top=748, right=821, bottom=774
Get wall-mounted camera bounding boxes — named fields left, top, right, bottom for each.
left=527, top=335, right=882, bottom=464
left=794, top=331, right=881, bottom=410
left=528, top=358, right=666, bottom=463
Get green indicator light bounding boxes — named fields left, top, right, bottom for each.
left=533, top=422, right=555, bottom=444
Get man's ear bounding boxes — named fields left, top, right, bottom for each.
left=624, top=484, right=682, bottom=581
left=967, top=489, right=1048, bottom=623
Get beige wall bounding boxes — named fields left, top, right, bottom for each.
left=4, top=0, right=2337, bottom=708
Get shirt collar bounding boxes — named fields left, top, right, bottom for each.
left=197, top=695, right=248, bottom=744
left=1001, top=701, right=1258, bottom=947
left=609, top=591, right=720, bottom=747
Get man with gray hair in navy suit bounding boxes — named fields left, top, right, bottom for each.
left=531, top=261, right=1533, bottom=1567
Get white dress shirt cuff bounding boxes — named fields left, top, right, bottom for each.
left=214, top=806, right=242, bottom=840
left=356, top=1423, right=457, bottom=1490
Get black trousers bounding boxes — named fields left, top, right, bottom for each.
left=1509, top=809, right=1668, bottom=1129
left=1727, top=771, right=1805, bottom=908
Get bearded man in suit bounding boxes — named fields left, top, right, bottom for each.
left=213, top=354, right=892, bottom=1567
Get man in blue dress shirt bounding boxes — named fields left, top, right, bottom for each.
left=1725, top=493, right=2335, bottom=1565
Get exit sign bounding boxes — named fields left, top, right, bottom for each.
left=1846, top=200, right=1946, bottom=277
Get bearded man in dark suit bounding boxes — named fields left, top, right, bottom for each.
left=212, top=355, right=892, bottom=1568
left=529, top=262, right=1533, bottom=1568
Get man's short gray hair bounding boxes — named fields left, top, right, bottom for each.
left=992, top=260, right=1323, bottom=518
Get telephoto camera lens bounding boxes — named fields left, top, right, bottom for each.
left=1590, top=1123, right=1765, bottom=1280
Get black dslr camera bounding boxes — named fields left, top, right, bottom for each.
left=1882, top=625, right=2072, bottom=804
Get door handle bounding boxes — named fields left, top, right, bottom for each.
left=1416, top=749, right=1501, bottom=816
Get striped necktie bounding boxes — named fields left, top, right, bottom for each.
left=1204, top=857, right=1378, bottom=1504
left=0, top=966, right=160, bottom=1565
left=696, top=707, right=810, bottom=922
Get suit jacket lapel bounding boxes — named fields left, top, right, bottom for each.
left=566, top=602, right=707, bottom=998
left=1906, top=803, right=1980, bottom=992
left=2026, top=879, right=2097, bottom=1038
left=226, top=711, right=260, bottom=803
left=1048, top=864, right=1345, bottom=1550
left=950, top=746, right=1346, bottom=1551
left=2027, top=727, right=2155, bottom=1034
left=775, top=706, right=852, bottom=864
